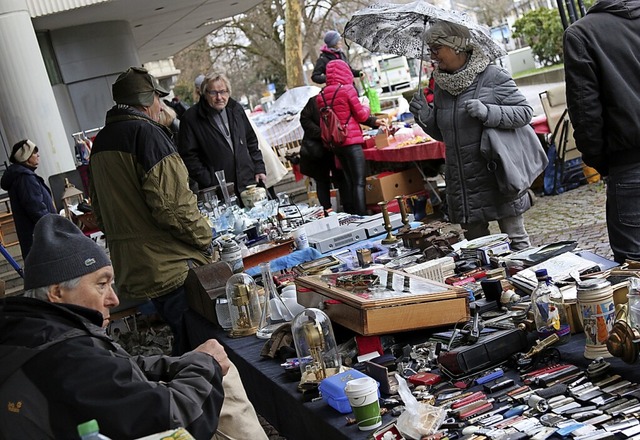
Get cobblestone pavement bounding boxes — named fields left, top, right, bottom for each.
left=488, top=181, right=611, bottom=259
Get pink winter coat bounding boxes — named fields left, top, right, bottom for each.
left=316, top=59, right=372, bottom=147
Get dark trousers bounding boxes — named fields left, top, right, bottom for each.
left=334, top=144, right=366, bottom=215
left=315, top=177, right=332, bottom=210
left=607, top=164, right=640, bottom=263
left=151, top=285, right=189, bottom=355
left=314, top=167, right=349, bottom=212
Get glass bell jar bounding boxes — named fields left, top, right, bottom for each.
left=256, top=262, right=294, bottom=339
left=225, top=273, right=261, bottom=337
left=292, top=308, right=342, bottom=384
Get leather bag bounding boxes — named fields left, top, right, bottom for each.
left=480, top=124, right=549, bottom=197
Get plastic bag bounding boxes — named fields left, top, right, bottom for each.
left=395, top=374, right=447, bottom=439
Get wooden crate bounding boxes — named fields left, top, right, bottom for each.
left=296, top=268, right=469, bottom=335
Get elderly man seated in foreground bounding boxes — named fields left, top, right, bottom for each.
left=0, top=214, right=267, bottom=440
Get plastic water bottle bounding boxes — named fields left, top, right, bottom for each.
left=530, top=269, right=571, bottom=345
left=77, top=419, right=111, bottom=440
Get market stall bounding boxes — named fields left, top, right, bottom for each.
left=179, top=191, right=640, bottom=440
left=363, top=139, right=446, bottom=162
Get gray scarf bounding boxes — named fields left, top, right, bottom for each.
left=433, top=47, right=490, bottom=96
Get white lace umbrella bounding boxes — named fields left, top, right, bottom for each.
left=343, top=1, right=506, bottom=85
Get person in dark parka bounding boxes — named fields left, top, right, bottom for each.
left=311, top=30, right=361, bottom=85
left=0, top=139, right=56, bottom=257
left=299, top=95, right=349, bottom=212
left=178, top=71, right=266, bottom=198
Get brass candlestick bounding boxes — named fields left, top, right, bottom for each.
left=395, top=195, right=410, bottom=228
left=378, top=201, right=399, bottom=245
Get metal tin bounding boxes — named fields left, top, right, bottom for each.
left=577, top=279, right=612, bottom=292
left=220, top=240, right=244, bottom=274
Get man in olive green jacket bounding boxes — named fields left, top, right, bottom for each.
left=90, top=67, right=212, bottom=354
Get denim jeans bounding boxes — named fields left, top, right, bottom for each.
left=334, top=144, right=366, bottom=215
left=151, top=285, right=189, bottom=355
left=607, top=164, right=640, bottom=263
left=462, top=214, right=531, bottom=251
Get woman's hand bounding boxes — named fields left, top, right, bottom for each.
left=375, top=118, right=387, bottom=128
left=410, top=92, right=432, bottom=123
left=464, top=99, right=489, bottom=122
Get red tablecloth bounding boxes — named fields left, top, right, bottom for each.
left=531, top=114, right=550, bottom=134
left=363, top=140, right=446, bottom=162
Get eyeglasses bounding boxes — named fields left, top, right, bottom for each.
left=206, top=89, right=229, bottom=97
left=429, top=45, right=444, bottom=55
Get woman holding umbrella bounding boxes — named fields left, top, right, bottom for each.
left=409, top=21, right=533, bottom=250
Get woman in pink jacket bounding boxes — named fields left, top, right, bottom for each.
left=317, top=60, right=384, bottom=215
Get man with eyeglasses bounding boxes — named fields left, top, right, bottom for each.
left=178, top=72, right=266, bottom=200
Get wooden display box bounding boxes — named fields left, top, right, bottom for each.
left=296, top=268, right=469, bottom=335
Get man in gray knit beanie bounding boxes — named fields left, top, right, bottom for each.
left=24, top=214, right=111, bottom=290
left=9, top=214, right=266, bottom=440
left=22, top=214, right=116, bottom=327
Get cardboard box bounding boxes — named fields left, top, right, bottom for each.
left=365, top=168, right=424, bottom=204
left=374, top=132, right=390, bottom=149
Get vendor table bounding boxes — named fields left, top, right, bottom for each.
left=363, top=140, right=446, bottom=163
left=185, top=309, right=640, bottom=440
left=184, top=310, right=390, bottom=440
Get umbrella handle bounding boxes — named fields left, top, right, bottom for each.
left=417, top=17, right=428, bottom=92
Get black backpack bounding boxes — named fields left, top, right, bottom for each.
left=319, top=85, right=351, bottom=149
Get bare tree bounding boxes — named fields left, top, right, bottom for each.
left=455, top=0, right=515, bottom=27
left=172, top=0, right=370, bottom=104
left=285, top=0, right=304, bottom=88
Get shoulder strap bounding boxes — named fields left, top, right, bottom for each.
left=473, top=71, right=486, bottom=100
left=319, top=89, right=329, bottom=108
left=328, top=85, right=351, bottom=125
left=329, top=84, right=342, bottom=106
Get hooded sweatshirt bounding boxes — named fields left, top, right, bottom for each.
left=564, top=0, right=640, bottom=176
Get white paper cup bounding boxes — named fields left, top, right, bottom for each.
left=344, top=377, right=381, bottom=431
left=292, top=226, right=309, bottom=250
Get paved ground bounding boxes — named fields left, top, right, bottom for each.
left=490, top=181, right=611, bottom=259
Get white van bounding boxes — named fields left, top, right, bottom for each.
left=375, top=55, right=412, bottom=93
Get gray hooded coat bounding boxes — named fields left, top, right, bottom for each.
left=419, top=64, right=533, bottom=225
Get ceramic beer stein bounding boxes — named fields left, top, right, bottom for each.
left=240, top=184, right=267, bottom=209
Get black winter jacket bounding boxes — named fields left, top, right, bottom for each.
left=0, top=164, right=56, bottom=257
left=299, top=96, right=335, bottom=180
left=564, top=0, right=640, bottom=176
left=0, top=297, right=224, bottom=439
left=311, top=46, right=361, bottom=85
left=178, top=96, right=266, bottom=195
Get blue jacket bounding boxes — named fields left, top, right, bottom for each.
left=0, top=164, right=56, bottom=257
